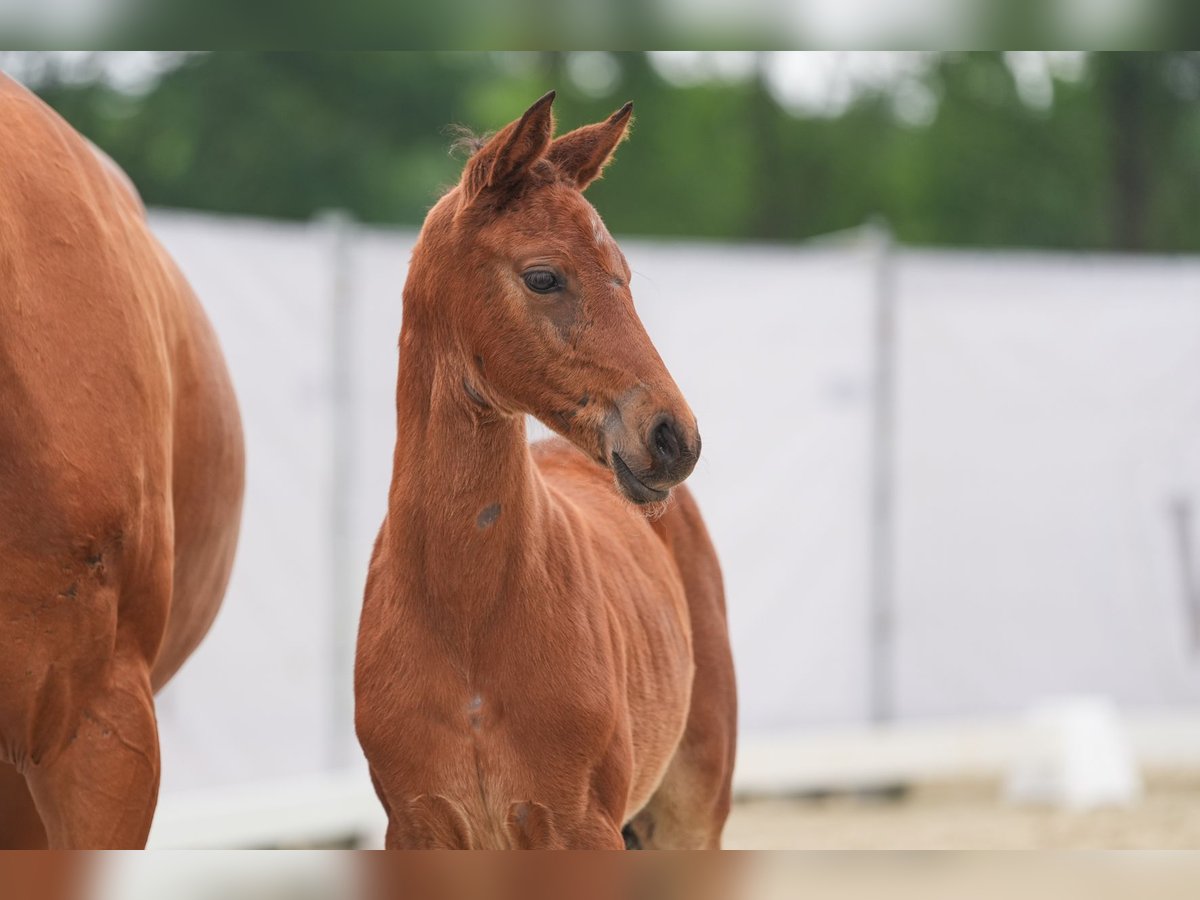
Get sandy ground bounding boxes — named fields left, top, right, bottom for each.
left=723, top=771, right=1200, bottom=850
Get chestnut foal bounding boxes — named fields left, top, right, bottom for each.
left=355, top=93, right=736, bottom=849
left=0, top=75, right=244, bottom=848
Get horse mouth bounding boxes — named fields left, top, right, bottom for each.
left=611, top=452, right=669, bottom=504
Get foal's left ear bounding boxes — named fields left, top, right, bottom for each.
left=461, top=90, right=557, bottom=206
left=547, top=101, right=633, bottom=190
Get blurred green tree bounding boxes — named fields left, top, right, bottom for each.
left=9, top=51, right=1199, bottom=252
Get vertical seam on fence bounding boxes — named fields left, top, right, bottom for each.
left=867, top=223, right=898, bottom=724
left=325, top=210, right=356, bottom=768
left=1170, top=496, right=1200, bottom=655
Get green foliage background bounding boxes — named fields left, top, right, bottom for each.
left=13, top=52, right=1200, bottom=252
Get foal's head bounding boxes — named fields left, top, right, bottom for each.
left=408, top=91, right=700, bottom=505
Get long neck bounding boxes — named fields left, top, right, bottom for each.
left=384, top=304, right=545, bottom=617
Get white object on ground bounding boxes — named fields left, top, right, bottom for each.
left=1004, top=696, right=1143, bottom=810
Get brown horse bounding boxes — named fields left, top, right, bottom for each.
left=355, top=92, right=737, bottom=849
left=0, top=75, right=244, bottom=849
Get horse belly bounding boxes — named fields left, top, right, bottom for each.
left=622, top=621, right=693, bottom=815
left=150, top=275, right=244, bottom=690
left=599, top=552, right=695, bottom=817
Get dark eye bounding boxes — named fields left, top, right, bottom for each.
left=523, top=269, right=561, bottom=294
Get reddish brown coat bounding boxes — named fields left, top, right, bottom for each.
left=355, top=93, right=736, bottom=849
left=0, top=75, right=244, bottom=849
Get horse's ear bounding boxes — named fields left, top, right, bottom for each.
left=461, top=91, right=556, bottom=206
left=547, top=101, right=633, bottom=190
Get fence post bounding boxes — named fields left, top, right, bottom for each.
left=320, top=209, right=357, bottom=768
left=1170, top=495, right=1200, bottom=654
left=866, top=220, right=898, bottom=725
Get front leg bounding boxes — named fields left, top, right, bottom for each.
left=506, top=801, right=625, bottom=849
left=386, top=795, right=475, bottom=849
left=25, top=653, right=160, bottom=849
left=380, top=794, right=625, bottom=849
left=0, top=764, right=46, bottom=848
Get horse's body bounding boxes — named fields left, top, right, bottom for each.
left=355, top=93, right=736, bottom=849
left=0, top=74, right=244, bottom=848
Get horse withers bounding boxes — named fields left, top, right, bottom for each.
left=0, top=75, right=244, bottom=848
left=355, top=92, right=737, bottom=849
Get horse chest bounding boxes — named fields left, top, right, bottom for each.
left=358, top=498, right=697, bottom=843
left=360, top=588, right=689, bottom=828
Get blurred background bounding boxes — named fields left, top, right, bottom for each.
left=4, top=50, right=1200, bottom=849
left=19, top=852, right=1200, bottom=900
left=2, top=0, right=1199, bottom=52
left=4, top=50, right=1200, bottom=252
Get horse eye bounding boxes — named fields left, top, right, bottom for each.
left=523, top=270, right=560, bottom=294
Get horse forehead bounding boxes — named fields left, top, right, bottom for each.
left=556, top=202, right=624, bottom=267
left=488, top=192, right=626, bottom=274
left=588, top=211, right=611, bottom=245
left=568, top=201, right=617, bottom=249
left=526, top=195, right=601, bottom=240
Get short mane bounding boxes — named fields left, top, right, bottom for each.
left=446, top=125, right=491, bottom=159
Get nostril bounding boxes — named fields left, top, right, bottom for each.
left=652, top=419, right=680, bottom=464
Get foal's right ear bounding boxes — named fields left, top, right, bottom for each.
left=460, top=91, right=556, bottom=207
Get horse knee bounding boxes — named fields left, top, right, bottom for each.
left=25, top=658, right=160, bottom=849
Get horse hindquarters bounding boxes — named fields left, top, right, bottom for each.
left=627, top=486, right=737, bottom=849
left=0, top=76, right=241, bottom=848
